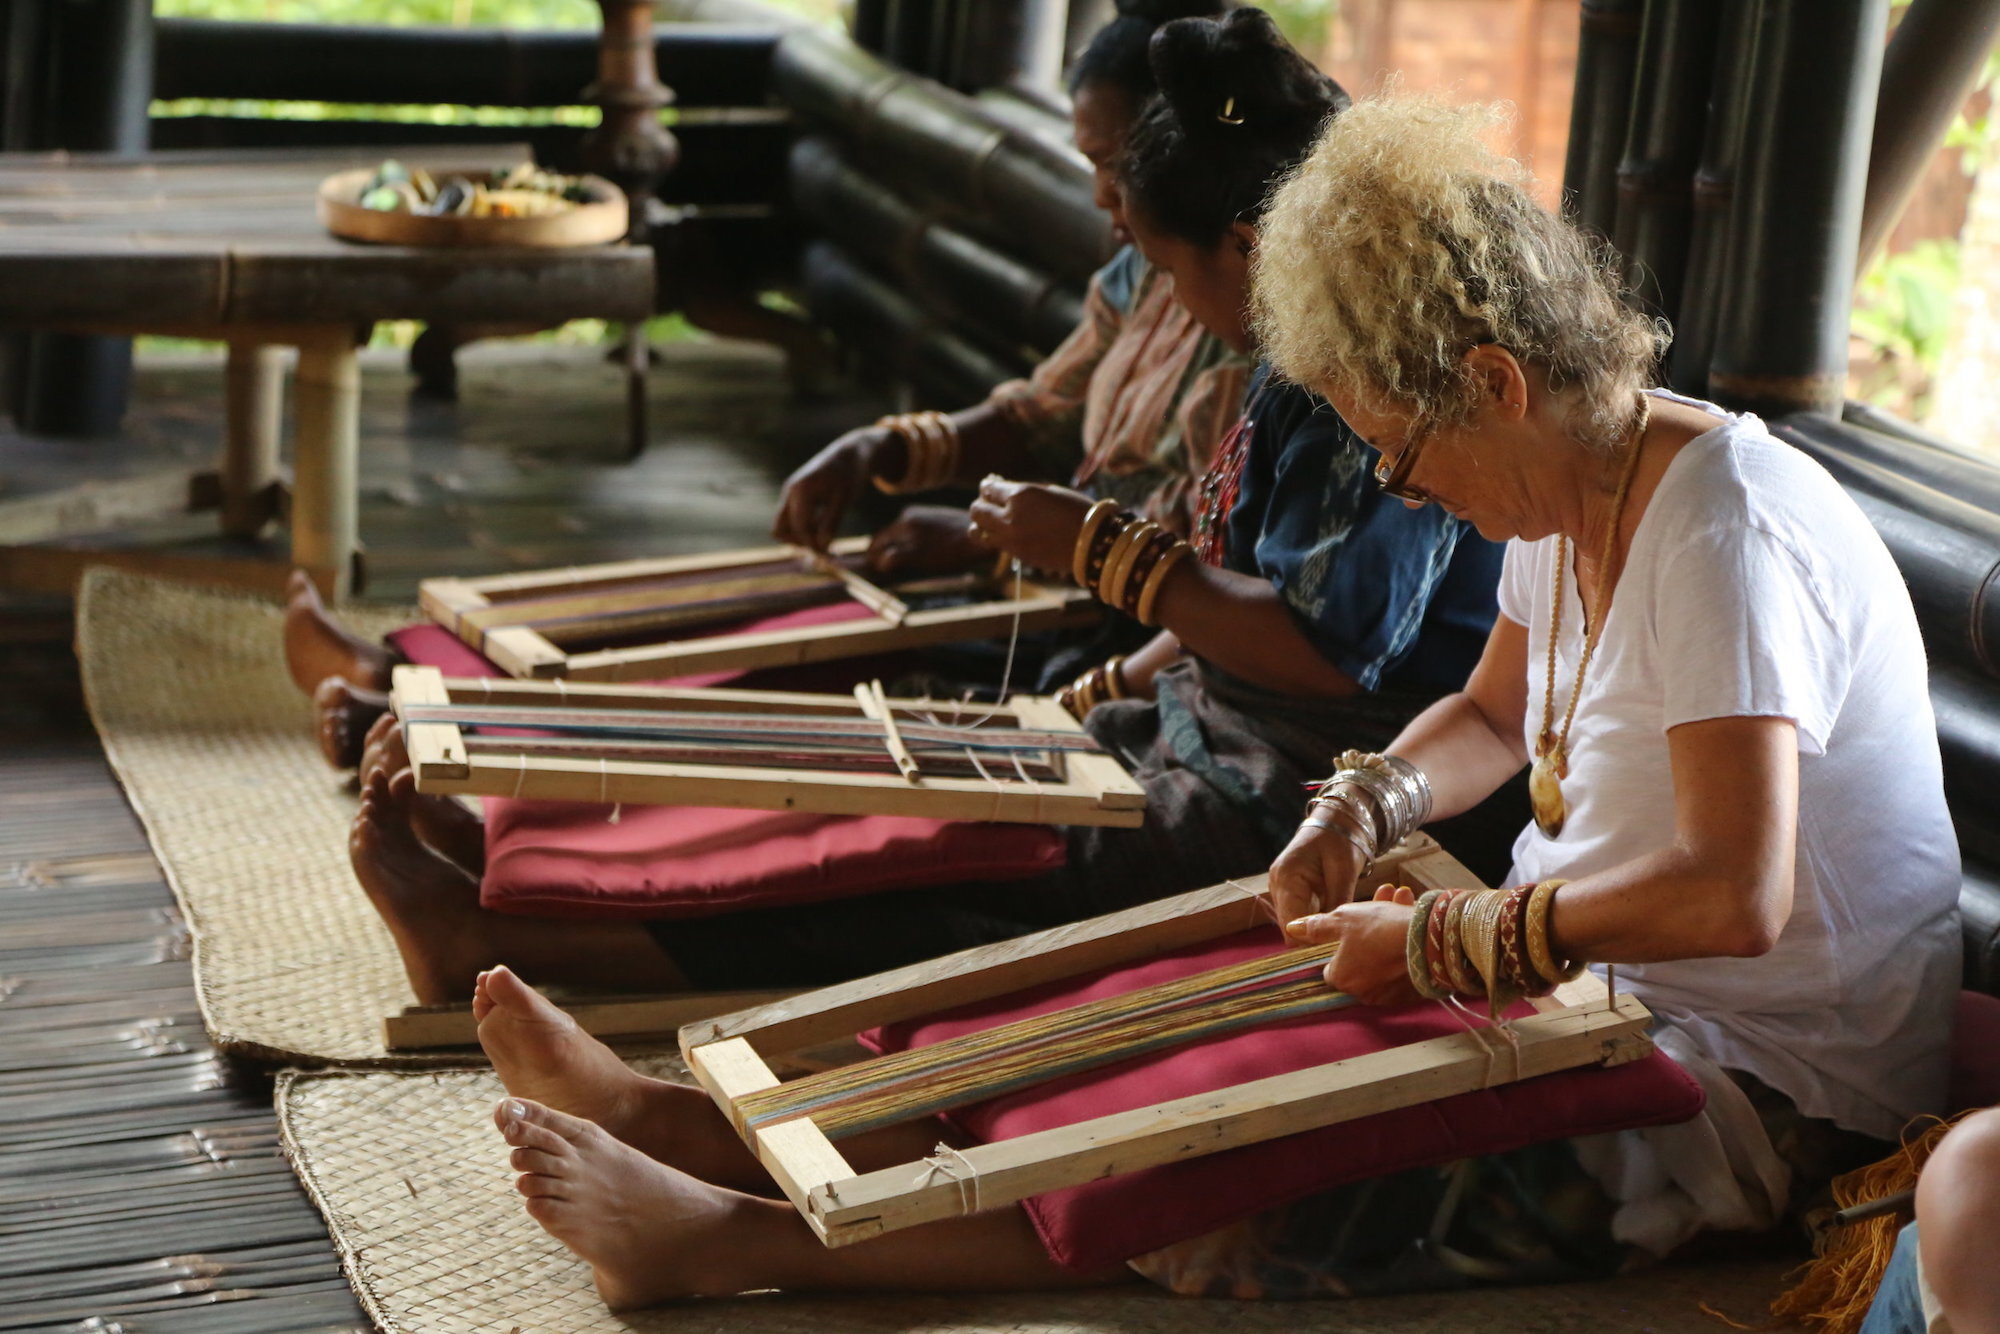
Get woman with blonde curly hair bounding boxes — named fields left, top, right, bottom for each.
left=1207, top=96, right=1961, bottom=1296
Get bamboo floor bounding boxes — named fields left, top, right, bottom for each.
left=0, top=731, right=369, bottom=1334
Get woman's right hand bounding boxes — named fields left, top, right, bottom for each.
left=865, top=505, right=990, bottom=578
left=772, top=425, right=902, bottom=551
left=1268, top=817, right=1367, bottom=937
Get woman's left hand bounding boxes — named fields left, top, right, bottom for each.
left=966, top=478, right=1094, bottom=572
left=1289, top=884, right=1423, bottom=1006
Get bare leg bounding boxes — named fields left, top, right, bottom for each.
left=284, top=569, right=399, bottom=696
left=349, top=766, right=687, bottom=1004
left=1917, top=1106, right=2000, bottom=1334
left=361, top=719, right=486, bottom=874
left=497, top=1099, right=1129, bottom=1309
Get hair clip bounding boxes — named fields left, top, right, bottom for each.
left=1217, top=95, right=1245, bottom=126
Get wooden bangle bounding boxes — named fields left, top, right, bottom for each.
left=1116, top=530, right=1175, bottom=617
left=1526, top=879, right=1583, bottom=985
left=1093, top=519, right=1146, bottom=604
left=1072, top=501, right=1120, bottom=587
left=1136, top=542, right=1193, bottom=626
left=1103, top=520, right=1160, bottom=610
left=1438, top=891, right=1483, bottom=998
left=1103, top=655, right=1128, bottom=700
left=1425, top=887, right=1462, bottom=997
left=1499, top=884, right=1541, bottom=996
left=1407, top=889, right=1451, bottom=999
left=1079, top=509, right=1130, bottom=591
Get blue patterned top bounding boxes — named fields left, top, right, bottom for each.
left=1222, top=365, right=1502, bottom=692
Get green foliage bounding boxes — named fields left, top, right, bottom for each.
left=1850, top=239, right=1961, bottom=418
left=1263, top=0, right=1336, bottom=56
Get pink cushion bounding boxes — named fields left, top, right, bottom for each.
left=480, top=800, right=1064, bottom=918
left=862, top=929, right=1707, bottom=1271
left=1951, top=990, right=2000, bottom=1112
left=391, top=611, right=1064, bottom=916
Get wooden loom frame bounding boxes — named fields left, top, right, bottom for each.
left=679, top=836, right=1654, bottom=1248
left=417, top=537, right=1098, bottom=682
left=391, top=665, right=1148, bottom=827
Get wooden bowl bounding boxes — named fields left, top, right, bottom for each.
left=317, top=168, right=628, bottom=248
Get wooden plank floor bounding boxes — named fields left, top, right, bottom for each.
left=0, top=339, right=881, bottom=1330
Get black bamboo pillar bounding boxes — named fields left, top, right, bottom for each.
left=1612, top=0, right=1723, bottom=328
left=1665, top=0, right=1757, bottom=396
left=852, top=0, right=891, bottom=52
left=1561, top=0, right=1644, bottom=237
left=1858, top=0, right=2000, bottom=268
left=952, top=0, right=1067, bottom=96
left=18, top=0, right=153, bottom=437
left=1709, top=0, right=1888, bottom=418
left=882, top=0, right=937, bottom=76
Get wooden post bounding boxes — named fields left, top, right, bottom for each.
left=291, top=331, right=362, bottom=600
left=581, top=0, right=677, bottom=460
left=219, top=342, right=286, bottom=539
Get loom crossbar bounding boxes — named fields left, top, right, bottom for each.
left=418, top=537, right=1097, bottom=682
left=390, top=666, right=1147, bottom=827
left=681, top=841, right=1653, bottom=1248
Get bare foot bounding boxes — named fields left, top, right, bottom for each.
left=284, top=569, right=398, bottom=697
left=349, top=765, right=491, bottom=1004
left=498, top=1097, right=774, bottom=1307
left=475, top=966, right=764, bottom=1188
left=316, top=676, right=391, bottom=770
left=362, top=719, right=486, bottom=874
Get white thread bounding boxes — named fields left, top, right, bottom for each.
left=1223, top=876, right=1280, bottom=926
left=937, top=560, right=1027, bottom=732
left=511, top=753, right=528, bottom=799
left=915, top=1143, right=983, bottom=1215
left=1007, top=749, right=1045, bottom=824
left=1438, top=995, right=1521, bottom=1090
left=965, top=747, right=1008, bottom=822
left=598, top=758, right=622, bottom=824
left=554, top=678, right=567, bottom=703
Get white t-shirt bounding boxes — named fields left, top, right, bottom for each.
left=1498, top=394, right=1961, bottom=1142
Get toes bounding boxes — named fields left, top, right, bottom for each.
left=495, top=1099, right=571, bottom=1154
left=512, top=1145, right=567, bottom=1175
left=523, top=1194, right=565, bottom=1229
left=516, top=1170, right=567, bottom=1200
left=472, top=969, right=494, bottom=1022
left=510, top=1097, right=594, bottom=1145
left=483, top=965, right=564, bottom=1024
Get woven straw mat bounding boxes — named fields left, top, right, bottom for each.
left=79, top=568, right=426, bottom=1065
left=280, top=1061, right=1791, bottom=1334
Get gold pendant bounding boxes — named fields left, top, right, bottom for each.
left=1530, top=731, right=1568, bottom=839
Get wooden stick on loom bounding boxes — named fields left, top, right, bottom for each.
left=854, top=679, right=922, bottom=783
left=797, top=548, right=912, bottom=625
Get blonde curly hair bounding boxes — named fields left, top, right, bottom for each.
left=1251, top=96, right=1666, bottom=453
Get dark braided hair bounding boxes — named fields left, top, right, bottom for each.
left=1067, top=0, right=1233, bottom=101
left=1119, top=8, right=1350, bottom=246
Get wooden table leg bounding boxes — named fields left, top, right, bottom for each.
left=220, top=342, right=287, bottom=539
left=291, top=331, right=361, bottom=600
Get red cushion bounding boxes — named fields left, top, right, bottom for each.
left=480, top=800, right=1064, bottom=918
left=393, top=607, right=1062, bottom=915
left=861, top=929, right=1707, bottom=1271
left=1951, top=990, right=2000, bottom=1113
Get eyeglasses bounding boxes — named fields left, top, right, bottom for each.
left=1372, top=425, right=1435, bottom=504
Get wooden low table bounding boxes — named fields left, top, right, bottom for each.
left=0, top=144, right=655, bottom=598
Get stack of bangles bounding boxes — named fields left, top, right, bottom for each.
left=1056, top=654, right=1128, bottom=720
left=1402, top=880, right=1586, bottom=1011
left=1071, top=499, right=1195, bottom=626
left=1299, top=749, right=1434, bottom=865
left=872, top=411, right=961, bottom=494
